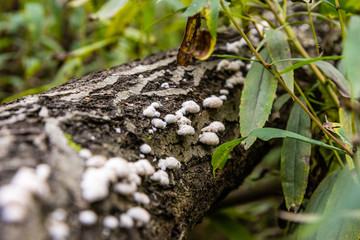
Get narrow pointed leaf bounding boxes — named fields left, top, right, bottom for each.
left=183, top=0, right=207, bottom=16
left=92, top=0, right=129, bottom=20
left=294, top=167, right=360, bottom=240
left=211, top=137, right=246, bottom=176
left=266, top=29, right=294, bottom=92
left=340, top=108, right=358, bottom=183
left=240, top=48, right=277, bottom=149
left=281, top=97, right=311, bottom=212
left=314, top=61, right=351, bottom=98
left=344, top=16, right=360, bottom=99
left=277, top=56, right=343, bottom=75
left=249, top=128, right=344, bottom=152
left=210, top=212, right=255, bottom=240
left=206, top=0, right=220, bottom=38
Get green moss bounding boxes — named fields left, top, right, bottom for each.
left=64, top=134, right=82, bottom=152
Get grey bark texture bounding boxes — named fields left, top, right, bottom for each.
left=0, top=31, right=276, bottom=240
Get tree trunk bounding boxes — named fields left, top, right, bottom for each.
left=0, top=31, right=276, bottom=240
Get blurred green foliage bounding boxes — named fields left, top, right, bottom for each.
left=0, top=0, right=188, bottom=102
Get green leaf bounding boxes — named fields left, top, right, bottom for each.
left=183, top=0, right=207, bottom=16
left=240, top=48, right=277, bottom=149
left=211, top=138, right=246, bottom=176
left=69, top=36, right=120, bottom=58
left=276, top=56, right=343, bottom=75
left=24, top=2, right=44, bottom=42
left=294, top=167, right=360, bottom=240
left=319, top=0, right=336, bottom=8
left=213, top=54, right=259, bottom=62
left=206, top=0, right=220, bottom=38
left=266, top=29, right=294, bottom=92
left=344, top=16, right=360, bottom=99
left=249, top=128, right=345, bottom=153
left=314, top=61, right=351, bottom=98
left=339, top=108, right=358, bottom=183
left=92, top=0, right=130, bottom=20
left=210, top=212, right=255, bottom=240
left=273, top=93, right=291, bottom=112
left=281, top=97, right=311, bottom=212
left=256, top=23, right=291, bottom=52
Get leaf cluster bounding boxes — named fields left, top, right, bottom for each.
left=182, top=0, right=360, bottom=239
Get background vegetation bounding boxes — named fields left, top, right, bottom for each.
left=2, top=0, right=360, bottom=239
left=0, top=0, right=189, bottom=102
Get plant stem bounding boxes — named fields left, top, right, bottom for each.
left=219, top=1, right=270, bottom=68
left=265, top=0, right=340, bottom=108
left=220, top=0, right=353, bottom=156
left=335, top=0, right=346, bottom=41
left=294, top=82, right=345, bottom=167
left=283, top=0, right=288, bottom=20
left=306, top=2, right=319, bottom=56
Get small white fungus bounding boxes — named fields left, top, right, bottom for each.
left=201, top=121, right=225, bottom=133
left=103, top=215, right=119, bottom=229
left=48, top=220, right=70, bottom=240
left=150, top=102, right=160, bottom=108
left=127, top=207, right=150, bottom=224
left=181, top=100, right=200, bottom=114
left=227, top=60, right=244, bottom=71
left=219, top=95, right=227, bottom=101
left=164, top=114, right=178, bottom=124
left=86, top=155, right=107, bottom=168
left=11, top=167, right=49, bottom=199
left=127, top=172, right=142, bottom=186
left=133, top=159, right=155, bottom=176
left=225, top=72, right=245, bottom=88
left=139, top=143, right=152, bottom=154
left=199, top=132, right=220, bottom=145
left=104, top=157, right=129, bottom=178
left=79, top=148, right=92, bottom=159
left=81, top=168, right=110, bottom=202
left=158, top=157, right=181, bottom=170
left=1, top=202, right=28, bottom=223
left=151, top=118, right=167, bottom=129
left=113, top=182, right=137, bottom=195
left=139, top=154, right=145, bottom=159
left=36, top=164, right=52, bottom=180
left=51, top=208, right=67, bottom=222
left=216, top=59, right=230, bottom=71
left=132, top=192, right=151, bottom=205
left=176, top=124, right=195, bottom=136
left=175, top=109, right=184, bottom=117
left=115, top=128, right=121, bottom=133
left=161, top=82, right=169, bottom=88
left=176, top=116, right=191, bottom=126
left=91, top=136, right=96, bottom=140
left=219, top=89, right=229, bottom=95
left=148, top=129, right=154, bottom=134
left=203, top=96, right=223, bottom=108
left=79, top=210, right=97, bottom=226
left=150, top=170, right=170, bottom=185
left=119, top=214, right=134, bottom=228
left=0, top=184, right=32, bottom=207
left=226, top=39, right=247, bottom=54
left=143, top=106, right=160, bottom=118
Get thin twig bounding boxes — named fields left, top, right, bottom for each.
left=220, top=0, right=353, bottom=156
left=306, top=2, right=320, bottom=56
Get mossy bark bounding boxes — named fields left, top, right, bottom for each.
left=0, top=31, right=277, bottom=240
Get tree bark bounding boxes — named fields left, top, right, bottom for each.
left=0, top=31, right=277, bottom=240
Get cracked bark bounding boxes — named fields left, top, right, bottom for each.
left=0, top=31, right=279, bottom=240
